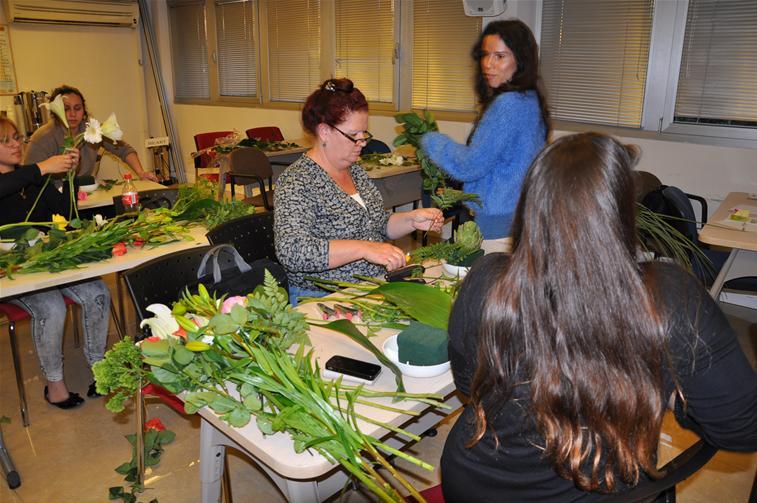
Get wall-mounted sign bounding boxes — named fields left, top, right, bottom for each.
left=0, top=25, right=18, bottom=95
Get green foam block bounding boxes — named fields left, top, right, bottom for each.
left=397, top=321, right=449, bottom=366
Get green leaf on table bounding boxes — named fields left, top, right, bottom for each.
left=320, top=319, right=405, bottom=395
left=208, top=395, right=237, bottom=414
left=172, top=345, right=195, bottom=366
left=141, top=339, right=170, bottom=358
left=373, top=282, right=452, bottom=330
left=209, top=313, right=240, bottom=335
left=223, top=406, right=251, bottom=427
left=150, top=365, right=178, bottom=383
left=257, top=415, right=274, bottom=435
left=230, top=304, right=248, bottom=324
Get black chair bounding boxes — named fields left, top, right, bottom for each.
left=112, top=188, right=179, bottom=215
left=361, top=138, right=391, bottom=155
left=227, top=147, right=274, bottom=210
left=206, top=213, right=277, bottom=265
left=602, top=439, right=718, bottom=502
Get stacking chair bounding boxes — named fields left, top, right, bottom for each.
left=227, top=147, right=274, bottom=210
left=0, top=297, right=80, bottom=426
left=194, top=131, right=233, bottom=183
left=245, top=126, right=284, bottom=142
left=206, top=212, right=277, bottom=265
left=112, top=188, right=179, bottom=215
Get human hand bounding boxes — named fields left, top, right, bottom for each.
left=139, top=171, right=159, bottom=183
left=38, top=150, right=79, bottom=176
left=410, top=208, right=444, bottom=232
left=363, top=242, right=407, bottom=271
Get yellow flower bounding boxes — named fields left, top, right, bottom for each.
left=51, top=214, right=67, bottom=231
left=41, top=94, right=67, bottom=125
left=100, top=113, right=123, bottom=142
left=83, top=118, right=102, bottom=144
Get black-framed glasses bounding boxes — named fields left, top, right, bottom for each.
left=331, top=125, right=373, bottom=145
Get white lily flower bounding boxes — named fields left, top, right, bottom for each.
left=139, top=304, right=180, bottom=340
left=83, top=118, right=102, bottom=144
left=94, top=214, right=105, bottom=227
left=100, top=113, right=123, bottom=142
left=41, top=94, right=67, bottom=125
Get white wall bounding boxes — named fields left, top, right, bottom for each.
left=1, top=13, right=151, bottom=180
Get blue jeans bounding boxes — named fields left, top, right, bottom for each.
left=287, top=285, right=327, bottom=307
left=10, top=279, right=110, bottom=382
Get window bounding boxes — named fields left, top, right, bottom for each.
left=673, top=0, right=757, bottom=128
left=335, top=0, right=396, bottom=105
left=168, top=1, right=209, bottom=100
left=412, top=0, right=481, bottom=112
left=540, top=0, right=654, bottom=128
left=167, top=0, right=481, bottom=113
left=267, top=0, right=321, bottom=102
left=215, top=0, right=257, bottom=97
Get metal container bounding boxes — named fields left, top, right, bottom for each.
left=14, top=91, right=50, bottom=137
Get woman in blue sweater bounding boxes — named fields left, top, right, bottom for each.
left=421, top=20, right=549, bottom=253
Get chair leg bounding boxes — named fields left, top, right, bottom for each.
left=8, top=322, right=30, bottom=427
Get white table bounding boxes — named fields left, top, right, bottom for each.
left=78, top=180, right=167, bottom=210
left=198, top=296, right=460, bottom=503
left=0, top=226, right=209, bottom=300
left=363, top=162, right=423, bottom=209
left=699, top=192, right=757, bottom=299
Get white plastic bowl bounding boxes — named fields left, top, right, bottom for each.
left=442, top=261, right=470, bottom=278
left=79, top=183, right=99, bottom=193
left=382, top=335, right=450, bottom=378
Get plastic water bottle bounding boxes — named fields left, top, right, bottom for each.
left=121, top=174, right=139, bottom=212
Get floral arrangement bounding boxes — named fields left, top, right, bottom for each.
left=409, top=221, right=484, bottom=267
left=359, top=152, right=412, bottom=171
left=393, top=112, right=480, bottom=210
left=94, top=273, right=449, bottom=502
left=191, top=131, right=300, bottom=161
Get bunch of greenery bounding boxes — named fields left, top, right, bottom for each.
left=394, top=111, right=480, bottom=209
left=410, top=221, right=484, bottom=267
left=95, top=272, right=445, bottom=502
left=237, top=137, right=300, bottom=152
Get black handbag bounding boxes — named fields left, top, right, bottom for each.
left=192, top=244, right=288, bottom=297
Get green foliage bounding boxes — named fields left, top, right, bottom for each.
left=93, top=338, right=145, bottom=413
left=410, top=221, right=484, bottom=266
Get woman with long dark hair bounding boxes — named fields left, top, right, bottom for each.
left=442, top=132, right=756, bottom=500
left=421, top=20, right=549, bottom=253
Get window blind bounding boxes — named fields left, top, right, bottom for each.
left=412, top=0, right=480, bottom=112
left=168, top=0, right=209, bottom=100
left=540, top=0, right=653, bottom=127
left=334, top=0, right=395, bottom=104
left=215, top=0, right=257, bottom=97
left=674, top=0, right=757, bottom=127
left=267, top=0, right=321, bottom=102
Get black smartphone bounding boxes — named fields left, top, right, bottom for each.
left=325, top=355, right=382, bottom=382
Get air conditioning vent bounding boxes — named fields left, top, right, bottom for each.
left=5, top=0, right=139, bottom=28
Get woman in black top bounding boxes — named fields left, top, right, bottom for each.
left=443, top=132, right=756, bottom=501
left=0, top=117, right=110, bottom=409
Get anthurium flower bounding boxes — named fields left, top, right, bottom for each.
left=41, top=94, right=67, bottom=125
left=51, top=214, right=67, bottom=231
left=100, top=113, right=123, bottom=142
left=221, top=296, right=248, bottom=314
left=83, top=118, right=102, bottom=143
left=112, top=242, right=127, bottom=256
left=140, top=304, right=182, bottom=340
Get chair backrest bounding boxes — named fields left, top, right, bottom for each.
left=361, top=138, right=391, bottom=155
left=206, top=212, right=277, bottom=264
left=633, top=170, right=662, bottom=203
left=229, top=147, right=273, bottom=179
left=245, top=126, right=284, bottom=142
left=194, top=131, right=233, bottom=170
left=112, top=188, right=179, bottom=216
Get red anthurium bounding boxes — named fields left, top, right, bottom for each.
left=112, top=242, right=127, bottom=257
left=144, top=418, right=166, bottom=432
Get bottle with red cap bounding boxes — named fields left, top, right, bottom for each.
left=121, top=173, right=139, bottom=213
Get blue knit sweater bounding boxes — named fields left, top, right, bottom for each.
left=421, top=91, right=546, bottom=239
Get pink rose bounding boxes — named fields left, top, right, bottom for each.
left=221, top=296, right=248, bottom=314
left=77, top=191, right=87, bottom=201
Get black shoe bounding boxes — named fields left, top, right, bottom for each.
left=87, top=382, right=104, bottom=398
left=44, top=386, right=84, bottom=410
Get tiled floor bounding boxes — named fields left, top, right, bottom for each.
left=1, top=267, right=755, bottom=502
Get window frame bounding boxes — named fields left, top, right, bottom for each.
left=537, top=0, right=757, bottom=147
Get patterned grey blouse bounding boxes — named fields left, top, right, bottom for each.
left=274, top=154, right=390, bottom=291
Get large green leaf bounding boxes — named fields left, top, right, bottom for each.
left=373, top=282, right=452, bottom=330
left=320, top=319, right=405, bottom=395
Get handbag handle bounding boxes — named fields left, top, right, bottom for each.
left=196, top=244, right=252, bottom=284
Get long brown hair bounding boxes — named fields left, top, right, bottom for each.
left=468, top=133, right=667, bottom=491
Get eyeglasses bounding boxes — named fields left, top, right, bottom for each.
left=0, top=134, right=25, bottom=145
left=331, top=125, right=373, bottom=145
